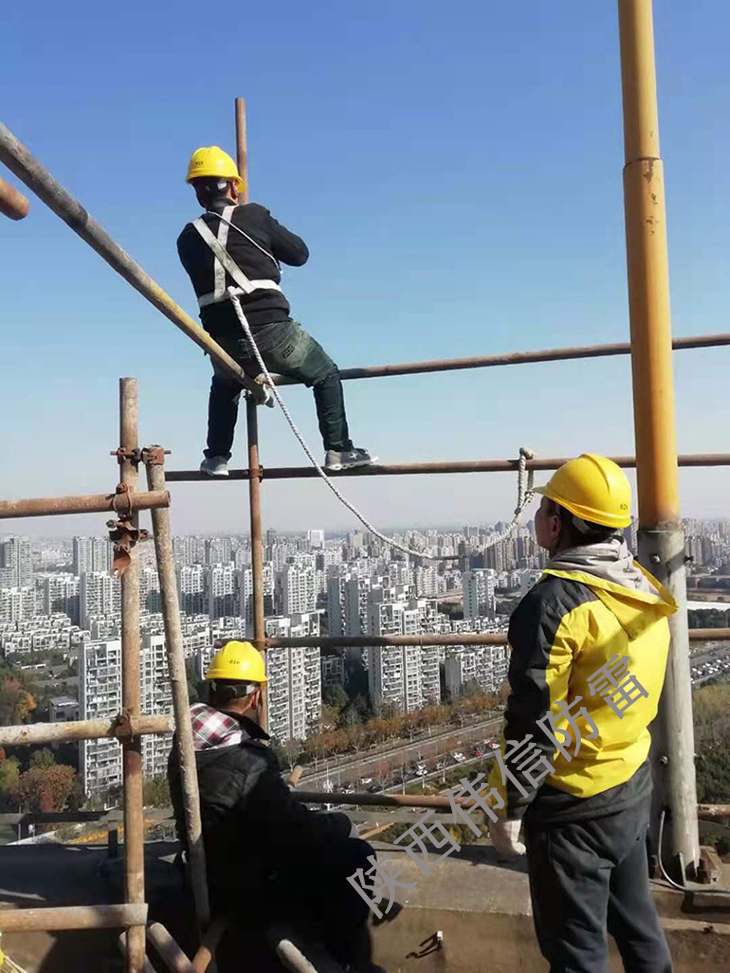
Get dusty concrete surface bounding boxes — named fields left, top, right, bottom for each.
left=0, top=842, right=729, bottom=972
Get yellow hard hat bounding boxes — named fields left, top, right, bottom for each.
left=205, top=640, right=267, bottom=684
left=185, top=146, right=245, bottom=193
left=533, top=454, right=632, bottom=530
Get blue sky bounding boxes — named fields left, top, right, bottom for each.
left=2, top=1, right=729, bottom=536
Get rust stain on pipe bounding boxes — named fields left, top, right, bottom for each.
left=0, top=904, right=148, bottom=932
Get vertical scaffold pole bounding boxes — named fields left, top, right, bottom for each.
left=118, top=378, right=146, bottom=972
left=235, top=96, right=268, bottom=730
left=143, top=447, right=210, bottom=932
left=617, top=0, right=699, bottom=874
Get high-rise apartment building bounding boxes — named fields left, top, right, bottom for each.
left=307, top=530, right=325, bottom=549
left=207, top=564, right=237, bottom=620
left=264, top=613, right=322, bottom=742
left=42, top=573, right=80, bottom=625
left=277, top=565, right=316, bottom=616
left=177, top=565, right=206, bottom=616
left=80, top=573, right=121, bottom=629
left=0, top=586, right=36, bottom=623
left=0, top=536, right=33, bottom=589
left=72, top=537, right=111, bottom=577
left=80, top=636, right=174, bottom=797
left=463, top=569, right=496, bottom=620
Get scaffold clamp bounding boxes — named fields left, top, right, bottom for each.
left=107, top=513, right=150, bottom=578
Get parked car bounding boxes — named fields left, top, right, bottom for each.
left=452, top=751, right=466, bottom=762
left=367, top=783, right=383, bottom=793
left=435, top=759, right=446, bottom=770
left=486, top=740, right=499, bottom=750
left=359, top=777, right=373, bottom=785
left=473, top=747, right=483, bottom=757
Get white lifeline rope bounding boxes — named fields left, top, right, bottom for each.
left=229, top=289, right=535, bottom=561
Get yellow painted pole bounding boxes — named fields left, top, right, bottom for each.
left=619, top=0, right=678, bottom=526
left=617, top=0, right=699, bottom=875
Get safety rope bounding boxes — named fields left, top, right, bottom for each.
left=228, top=289, right=535, bottom=561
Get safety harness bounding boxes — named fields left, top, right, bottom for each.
left=192, top=205, right=283, bottom=308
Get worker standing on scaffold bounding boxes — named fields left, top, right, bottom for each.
left=484, top=455, right=677, bottom=973
left=177, top=146, right=376, bottom=477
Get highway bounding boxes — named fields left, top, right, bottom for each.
left=300, top=715, right=503, bottom=791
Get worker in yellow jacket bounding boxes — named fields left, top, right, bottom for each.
left=486, top=454, right=676, bottom=973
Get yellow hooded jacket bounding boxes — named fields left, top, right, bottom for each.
left=487, top=540, right=678, bottom=819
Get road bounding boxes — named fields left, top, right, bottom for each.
left=300, top=715, right=503, bottom=790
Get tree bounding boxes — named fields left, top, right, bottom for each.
left=16, top=764, right=76, bottom=814
left=144, top=776, right=171, bottom=808
left=0, top=753, right=20, bottom=811
left=319, top=704, right=340, bottom=732
left=0, top=672, right=36, bottom=726
left=323, top=684, right=349, bottom=714
left=30, top=748, right=56, bottom=769
left=283, top=737, right=303, bottom=771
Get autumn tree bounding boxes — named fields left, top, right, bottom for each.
left=16, top=764, right=76, bottom=814
left=0, top=672, right=36, bottom=726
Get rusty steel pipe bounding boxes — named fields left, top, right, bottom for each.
left=0, top=488, right=169, bottom=520
left=164, top=452, right=730, bottom=483
left=0, top=174, right=29, bottom=220
left=0, top=904, right=148, bottom=932
left=272, top=332, right=730, bottom=386
left=146, top=923, right=198, bottom=973
left=0, top=714, right=173, bottom=748
left=265, top=628, right=730, bottom=654
left=144, top=448, right=210, bottom=933
left=118, top=379, right=146, bottom=973
left=237, top=96, right=268, bottom=732
left=192, top=918, right=227, bottom=973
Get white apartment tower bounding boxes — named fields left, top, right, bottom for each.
left=81, top=637, right=174, bottom=797
left=80, top=572, right=120, bottom=629
left=207, top=564, right=237, bottom=620
left=463, top=569, right=496, bottom=620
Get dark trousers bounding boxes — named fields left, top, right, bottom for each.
left=205, top=319, right=353, bottom=458
left=524, top=798, right=673, bottom=973
left=217, top=837, right=374, bottom=968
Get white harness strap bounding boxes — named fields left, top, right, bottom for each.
left=213, top=205, right=233, bottom=302
left=192, top=208, right=283, bottom=309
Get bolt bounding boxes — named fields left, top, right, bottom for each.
left=651, top=555, right=661, bottom=564
left=659, top=755, right=669, bottom=766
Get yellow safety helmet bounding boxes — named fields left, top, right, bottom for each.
left=533, top=454, right=632, bottom=530
left=185, top=146, right=245, bottom=193
left=205, top=640, right=267, bottom=684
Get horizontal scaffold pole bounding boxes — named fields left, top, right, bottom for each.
left=0, top=489, right=169, bottom=520
left=264, top=628, right=730, bottom=653
left=0, top=904, right=148, bottom=932
left=165, top=453, right=730, bottom=483
left=0, top=123, right=246, bottom=386
left=0, top=714, right=174, bottom=748
left=275, top=332, right=730, bottom=385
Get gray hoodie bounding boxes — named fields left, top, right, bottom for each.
left=546, top=536, right=657, bottom=597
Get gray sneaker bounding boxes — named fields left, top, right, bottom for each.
left=324, top=447, right=377, bottom=472
left=200, top=456, right=229, bottom=477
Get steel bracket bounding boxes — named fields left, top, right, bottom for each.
left=112, top=710, right=135, bottom=743
left=107, top=515, right=150, bottom=578
left=111, top=446, right=142, bottom=467
left=141, top=445, right=169, bottom=467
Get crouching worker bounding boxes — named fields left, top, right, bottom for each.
left=484, top=455, right=677, bottom=973
left=169, top=640, right=378, bottom=970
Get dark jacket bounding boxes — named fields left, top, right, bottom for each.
left=177, top=200, right=309, bottom=334
left=168, top=712, right=352, bottom=903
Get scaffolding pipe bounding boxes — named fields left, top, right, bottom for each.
left=236, top=98, right=268, bottom=731
left=0, top=123, right=247, bottom=387
left=118, top=378, right=146, bottom=973
left=144, top=447, right=210, bottom=932
left=0, top=489, right=169, bottom=520
left=164, top=452, right=730, bottom=483
left=265, top=627, right=730, bottom=653
left=146, top=923, right=198, bottom=973
left=0, top=174, right=29, bottom=220
left=618, top=0, right=699, bottom=874
left=0, top=904, right=148, bottom=932
left=192, top=919, right=227, bottom=973
left=274, top=332, right=730, bottom=385
left=0, top=714, right=173, bottom=748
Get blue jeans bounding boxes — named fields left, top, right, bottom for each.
left=205, top=319, right=353, bottom=459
